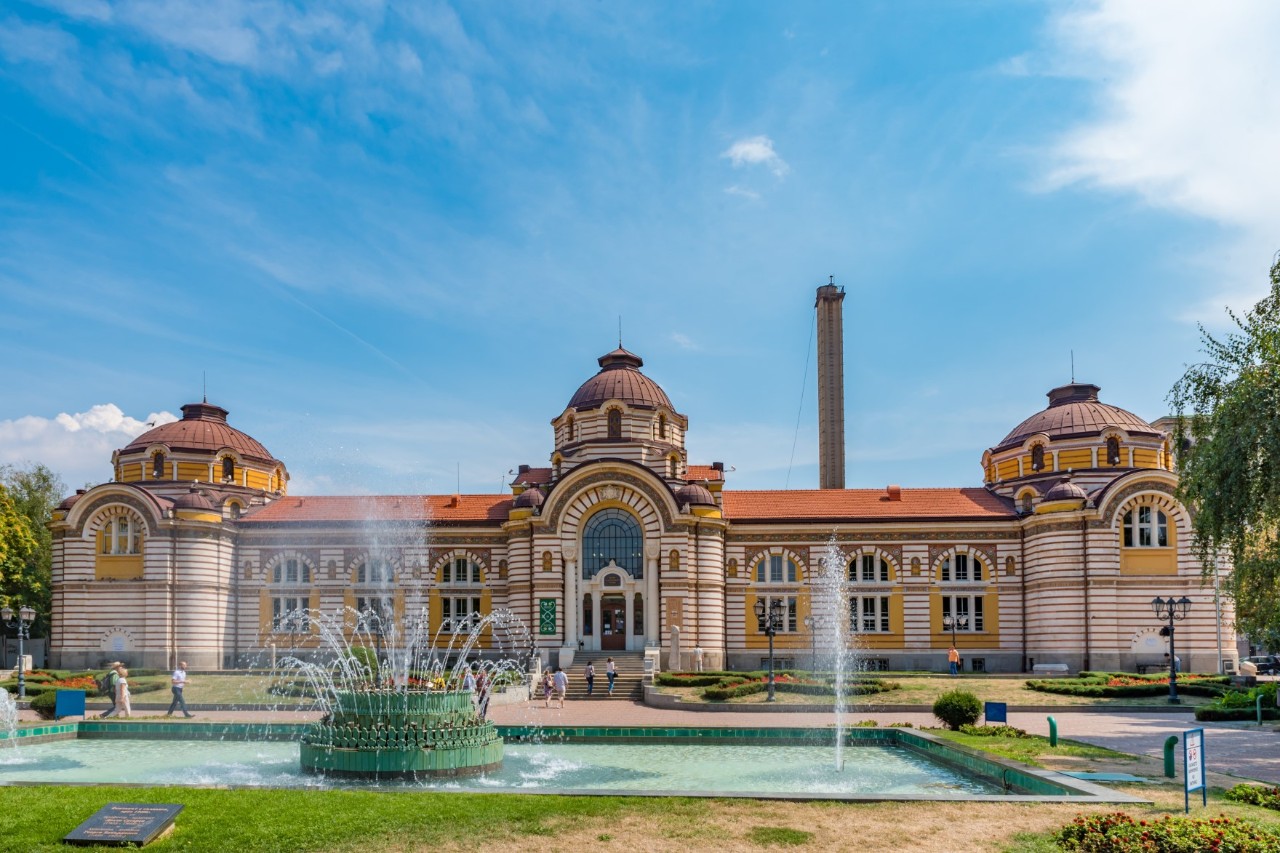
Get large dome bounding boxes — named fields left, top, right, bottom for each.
left=995, top=383, right=1160, bottom=451
left=567, top=348, right=673, bottom=411
left=122, top=402, right=277, bottom=463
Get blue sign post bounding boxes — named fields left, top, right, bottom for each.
left=1183, top=727, right=1206, bottom=813
left=983, top=701, right=1007, bottom=724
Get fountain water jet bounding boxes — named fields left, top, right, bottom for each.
left=813, top=535, right=858, bottom=771
left=270, top=605, right=533, bottom=778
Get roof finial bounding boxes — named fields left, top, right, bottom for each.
left=1070, top=350, right=1075, bottom=383
left=202, top=370, right=207, bottom=403
left=618, top=315, right=623, bottom=348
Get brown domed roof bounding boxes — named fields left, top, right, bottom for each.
left=122, top=402, right=278, bottom=463
left=513, top=487, right=545, bottom=509
left=995, top=383, right=1160, bottom=451
left=567, top=348, right=673, bottom=411
left=173, top=488, right=216, bottom=511
left=674, top=483, right=716, bottom=507
left=1043, top=479, right=1088, bottom=502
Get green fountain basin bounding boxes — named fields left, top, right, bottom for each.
left=300, top=689, right=502, bottom=778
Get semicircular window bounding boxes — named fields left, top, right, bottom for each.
left=582, top=508, right=643, bottom=579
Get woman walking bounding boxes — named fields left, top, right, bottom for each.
left=606, top=657, right=617, bottom=696
left=115, top=666, right=132, bottom=718
left=585, top=662, right=596, bottom=696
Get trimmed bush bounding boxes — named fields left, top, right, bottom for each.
left=932, top=689, right=981, bottom=730
left=1055, top=812, right=1280, bottom=852
left=1026, top=672, right=1231, bottom=699
left=29, top=690, right=59, bottom=720
left=958, top=724, right=1029, bottom=738
left=1225, top=784, right=1280, bottom=811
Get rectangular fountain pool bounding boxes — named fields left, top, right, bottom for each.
left=0, top=724, right=1146, bottom=803
left=0, top=739, right=1000, bottom=796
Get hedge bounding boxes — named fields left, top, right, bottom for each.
left=1026, top=673, right=1231, bottom=699
left=701, top=678, right=898, bottom=702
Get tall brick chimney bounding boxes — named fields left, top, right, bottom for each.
left=815, top=279, right=846, bottom=489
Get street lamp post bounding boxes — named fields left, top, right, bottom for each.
left=1, top=604, right=36, bottom=699
left=1152, top=596, right=1191, bottom=704
left=754, top=598, right=785, bottom=702
left=803, top=615, right=817, bottom=672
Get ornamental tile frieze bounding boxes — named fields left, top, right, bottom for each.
left=725, top=530, right=1018, bottom=545
left=1092, top=479, right=1178, bottom=527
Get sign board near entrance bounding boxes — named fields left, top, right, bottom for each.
left=1183, top=727, right=1206, bottom=813
left=538, top=598, right=557, bottom=635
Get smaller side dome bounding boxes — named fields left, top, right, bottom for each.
left=1043, top=480, right=1087, bottom=502
left=513, top=488, right=545, bottom=509
left=58, top=490, right=87, bottom=511
left=173, top=488, right=215, bottom=511
left=674, top=483, right=716, bottom=507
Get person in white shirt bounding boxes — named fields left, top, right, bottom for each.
left=165, top=660, right=195, bottom=718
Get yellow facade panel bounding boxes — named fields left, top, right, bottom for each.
left=95, top=555, right=143, bottom=581
left=176, top=463, right=207, bottom=482
left=1119, top=548, right=1177, bottom=575
left=997, top=459, right=1019, bottom=480
left=1132, top=449, right=1158, bottom=468
left=1057, top=449, right=1091, bottom=469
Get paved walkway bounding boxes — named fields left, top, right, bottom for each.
left=19, top=698, right=1280, bottom=785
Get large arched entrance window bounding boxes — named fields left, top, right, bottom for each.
left=582, top=508, right=643, bottom=579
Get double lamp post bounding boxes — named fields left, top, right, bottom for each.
left=1152, top=595, right=1191, bottom=704
left=2, top=604, right=36, bottom=699
left=754, top=597, right=785, bottom=702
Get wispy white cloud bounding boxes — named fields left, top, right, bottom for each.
left=0, top=405, right=177, bottom=490
left=724, top=185, right=760, bottom=201
left=1040, top=1, right=1280, bottom=311
left=722, top=135, right=790, bottom=178
left=669, top=332, right=698, bottom=350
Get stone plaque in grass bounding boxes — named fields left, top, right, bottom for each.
left=64, top=803, right=184, bottom=847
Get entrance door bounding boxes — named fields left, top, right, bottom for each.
left=601, top=597, right=626, bottom=651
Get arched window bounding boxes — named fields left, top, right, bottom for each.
left=152, top=452, right=165, bottom=479
left=849, top=554, right=891, bottom=583
left=1020, top=493, right=1034, bottom=514
left=607, top=408, right=622, bottom=439
left=1031, top=444, right=1045, bottom=472
left=566, top=416, right=576, bottom=442
left=754, top=554, right=799, bottom=583
left=582, top=508, right=643, bottom=579
left=272, top=557, right=312, bottom=584
left=1106, top=437, right=1121, bottom=466
left=442, top=555, right=481, bottom=585
left=357, top=557, right=395, bottom=584
left=669, top=456, right=679, bottom=478
left=222, top=456, right=235, bottom=481
left=658, top=414, right=668, bottom=439
left=1123, top=507, right=1168, bottom=547
left=940, top=553, right=983, bottom=582
left=229, top=502, right=242, bottom=519
left=100, top=516, right=142, bottom=555
left=542, top=551, right=553, bottom=573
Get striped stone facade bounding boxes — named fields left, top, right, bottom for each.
left=48, top=353, right=1237, bottom=674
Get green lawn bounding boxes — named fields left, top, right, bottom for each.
left=927, top=729, right=1138, bottom=767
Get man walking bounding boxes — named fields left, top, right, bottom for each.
left=552, top=666, right=569, bottom=709
left=165, top=660, right=195, bottom=718
left=948, top=646, right=960, bottom=676
left=98, top=662, right=121, bottom=718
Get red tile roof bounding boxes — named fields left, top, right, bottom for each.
left=238, top=494, right=511, bottom=525
left=511, top=468, right=553, bottom=486
left=722, top=488, right=1015, bottom=522
left=686, top=465, right=724, bottom=482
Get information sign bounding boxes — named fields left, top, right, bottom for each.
left=1183, top=728, right=1206, bottom=813
left=65, top=803, right=183, bottom=847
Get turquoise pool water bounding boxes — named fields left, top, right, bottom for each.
left=0, top=739, right=1002, bottom=795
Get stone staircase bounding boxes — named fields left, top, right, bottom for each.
left=559, top=651, right=646, bottom=701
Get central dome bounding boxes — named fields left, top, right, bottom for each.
left=122, top=402, right=277, bottom=463
left=567, top=348, right=673, bottom=411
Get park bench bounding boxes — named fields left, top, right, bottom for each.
left=1031, top=663, right=1070, bottom=676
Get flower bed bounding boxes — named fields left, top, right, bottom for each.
left=1225, top=784, right=1280, bottom=811
left=1055, top=812, right=1280, bottom=852
left=1027, top=671, right=1230, bottom=699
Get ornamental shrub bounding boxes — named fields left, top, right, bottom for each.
left=1225, top=783, right=1280, bottom=810
left=932, top=689, right=981, bottom=730
left=1055, top=811, right=1280, bottom=852
left=29, top=690, right=58, bottom=720
left=958, top=724, right=1029, bottom=738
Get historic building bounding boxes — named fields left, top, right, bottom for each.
left=48, top=346, right=1235, bottom=675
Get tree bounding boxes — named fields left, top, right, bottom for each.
left=1170, top=256, right=1280, bottom=638
left=0, top=462, right=65, bottom=635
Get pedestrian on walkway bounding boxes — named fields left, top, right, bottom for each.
left=542, top=669, right=554, bottom=708
left=552, top=667, right=569, bottom=709
left=475, top=668, right=491, bottom=720
left=165, top=660, right=195, bottom=718
left=585, top=662, right=595, bottom=696
left=98, top=662, right=122, bottom=718
left=115, top=667, right=132, bottom=718
left=948, top=646, right=960, bottom=676
left=606, top=657, right=617, bottom=695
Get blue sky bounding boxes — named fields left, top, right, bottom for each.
left=2, top=1, right=1278, bottom=497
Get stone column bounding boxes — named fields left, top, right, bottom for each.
left=562, top=544, right=578, bottom=668
left=624, top=589, right=634, bottom=650
left=645, top=543, right=660, bottom=646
